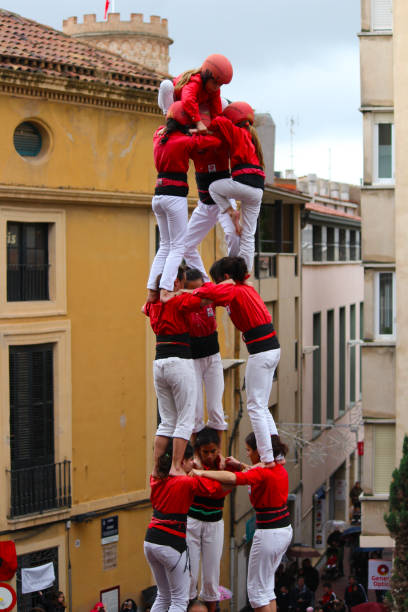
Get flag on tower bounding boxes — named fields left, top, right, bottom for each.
left=104, top=0, right=110, bottom=19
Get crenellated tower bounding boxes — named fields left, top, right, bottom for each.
left=62, top=13, right=172, bottom=74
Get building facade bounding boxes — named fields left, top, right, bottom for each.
left=0, top=10, right=221, bottom=612
left=298, top=175, right=363, bottom=548
left=358, top=0, right=396, bottom=549
left=230, top=176, right=310, bottom=610
left=63, top=13, right=173, bottom=74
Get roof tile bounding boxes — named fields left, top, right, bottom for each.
left=0, top=9, right=161, bottom=93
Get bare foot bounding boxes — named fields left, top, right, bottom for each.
left=229, top=209, right=242, bottom=236
left=169, top=466, right=186, bottom=477
left=160, top=289, right=176, bottom=303
left=262, top=461, right=277, bottom=469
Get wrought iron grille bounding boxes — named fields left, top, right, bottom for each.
left=17, top=547, right=59, bottom=612
left=8, top=460, right=71, bottom=518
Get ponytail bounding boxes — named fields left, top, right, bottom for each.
left=249, top=124, right=265, bottom=169
left=209, top=256, right=248, bottom=283
left=174, top=68, right=201, bottom=92
left=160, top=118, right=191, bottom=144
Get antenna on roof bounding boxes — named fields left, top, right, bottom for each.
left=286, top=115, right=299, bottom=172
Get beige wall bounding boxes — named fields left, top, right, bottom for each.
left=2, top=96, right=161, bottom=193
left=361, top=190, right=395, bottom=261
left=361, top=346, right=395, bottom=418
left=360, top=36, right=393, bottom=107
left=394, top=0, right=408, bottom=460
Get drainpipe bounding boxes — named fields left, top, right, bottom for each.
left=66, top=521, right=72, bottom=612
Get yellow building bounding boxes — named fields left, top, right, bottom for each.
left=0, top=9, right=206, bottom=612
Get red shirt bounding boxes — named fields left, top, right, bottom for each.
left=153, top=128, right=221, bottom=174
left=235, top=464, right=289, bottom=510
left=194, top=282, right=271, bottom=333
left=173, top=73, right=222, bottom=123
left=143, top=293, right=202, bottom=336
left=150, top=474, right=223, bottom=514
left=190, top=139, right=230, bottom=174
left=188, top=304, right=217, bottom=338
left=210, top=115, right=265, bottom=175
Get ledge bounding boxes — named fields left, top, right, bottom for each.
left=361, top=340, right=396, bottom=347
left=361, top=184, right=394, bottom=190
left=358, top=31, right=392, bottom=37
left=303, top=261, right=362, bottom=266
left=361, top=494, right=389, bottom=501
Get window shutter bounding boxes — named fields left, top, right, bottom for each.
left=9, top=344, right=54, bottom=471
left=372, top=0, right=393, bottom=30
left=374, top=425, right=395, bottom=493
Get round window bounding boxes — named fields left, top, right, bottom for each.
left=14, top=121, right=43, bottom=157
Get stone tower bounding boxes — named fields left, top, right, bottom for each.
left=62, top=13, right=172, bottom=74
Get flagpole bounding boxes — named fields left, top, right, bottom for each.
left=112, top=0, right=116, bottom=11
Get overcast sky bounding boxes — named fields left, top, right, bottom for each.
left=4, top=0, right=362, bottom=184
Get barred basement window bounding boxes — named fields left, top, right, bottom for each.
left=14, top=122, right=42, bottom=157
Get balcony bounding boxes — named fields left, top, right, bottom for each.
left=7, top=460, right=71, bottom=518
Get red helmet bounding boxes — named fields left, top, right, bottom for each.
left=222, top=101, right=255, bottom=125
left=201, top=54, right=233, bottom=85
left=166, top=101, right=193, bottom=126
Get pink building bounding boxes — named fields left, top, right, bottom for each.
left=299, top=174, right=364, bottom=547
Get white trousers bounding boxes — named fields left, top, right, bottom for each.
left=147, top=195, right=188, bottom=291
left=158, top=79, right=175, bottom=115
left=247, top=526, right=293, bottom=608
left=144, top=541, right=190, bottom=612
left=184, top=200, right=240, bottom=281
left=245, top=348, right=280, bottom=463
left=209, top=178, right=263, bottom=273
left=154, top=358, right=196, bottom=440
left=192, top=353, right=227, bottom=434
left=187, top=517, right=224, bottom=601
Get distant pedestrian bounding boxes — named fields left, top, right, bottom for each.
left=276, top=584, right=290, bottom=612
left=290, top=576, right=313, bottom=611
left=344, top=576, right=367, bottom=611
left=302, top=558, right=319, bottom=605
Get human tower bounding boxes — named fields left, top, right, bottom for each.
left=142, top=55, right=292, bottom=612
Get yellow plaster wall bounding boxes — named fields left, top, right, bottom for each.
left=1, top=96, right=161, bottom=194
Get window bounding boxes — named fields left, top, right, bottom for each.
left=7, top=339, right=71, bottom=518
left=327, top=310, right=334, bottom=421
left=339, top=307, right=346, bottom=414
left=374, top=123, right=394, bottom=184
left=257, top=201, right=294, bottom=253
left=258, top=202, right=280, bottom=253
left=372, top=0, right=393, bottom=31
left=312, top=225, right=323, bottom=261
left=374, top=425, right=395, bottom=494
left=339, top=229, right=347, bottom=261
left=7, top=222, right=49, bottom=302
left=14, top=122, right=42, bottom=158
left=327, top=227, right=336, bottom=261
left=375, top=271, right=396, bottom=338
left=350, top=304, right=356, bottom=404
left=9, top=344, right=56, bottom=516
left=0, top=208, right=66, bottom=318
left=349, top=231, right=357, bottom=261
left=17, top=547, right=59, bottom=612
left=313, top=313, right=321, bottom=430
